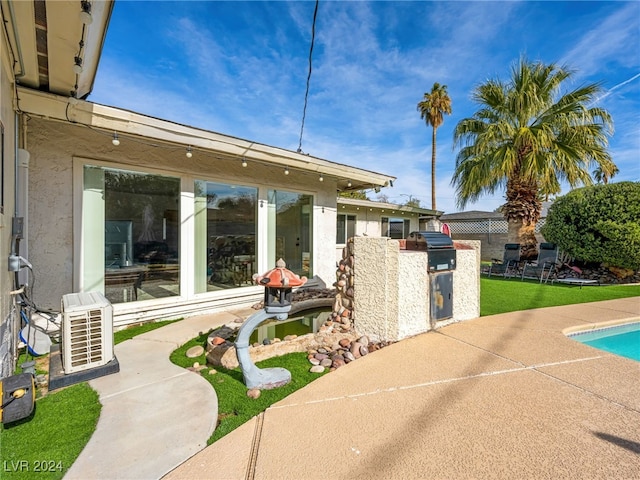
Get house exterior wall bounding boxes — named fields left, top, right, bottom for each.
left=26, top=117, right=339, bottom=325
left=335, top=208, right=422, bottom=263
left=0, top=36, right=19, bottom=378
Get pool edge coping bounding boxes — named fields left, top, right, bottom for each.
left=562, top=317, right=640, bottom=337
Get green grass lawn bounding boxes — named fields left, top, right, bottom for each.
left=480, top=277, right=640, bottom=316
left=0, top=383, right=100, bottom=480
left=169, top=331, right=327, bottom=444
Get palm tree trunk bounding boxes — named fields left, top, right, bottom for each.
left=505, top=172, right=542, bottom=261
left=431, top=126, right=437, bottom=210
left=507, top=219, right=538, bottom=260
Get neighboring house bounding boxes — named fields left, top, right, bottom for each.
left=0, top=1, right=396, bottom=377
left=440, top=203, right=550, bottom=261
left=335, top=197, right=441, bottom=261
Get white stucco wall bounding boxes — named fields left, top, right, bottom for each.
left=352, top=237, right=431, bottom=341
left=352, top=236, right=479, bottom=342
left=351, top=237, right=395, bottom=340
left=396, top=251, right=430, bottom=338
left=452, top=240, right=481, bottom=321
left=25, top=118, right=340, bottom=324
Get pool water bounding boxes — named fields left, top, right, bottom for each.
left=569, top=322, right=640, bottom=362
left=249, top=308, right=331, bottom=344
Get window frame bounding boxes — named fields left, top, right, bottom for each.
left=336, top=213, right=356, bottom=244
left=382, top=216, right=410, bottom=239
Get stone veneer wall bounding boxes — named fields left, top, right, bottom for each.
left=351, top=237, right=480, bottom=342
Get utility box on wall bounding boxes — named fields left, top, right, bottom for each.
left=431, top=272, right=453, bottom=321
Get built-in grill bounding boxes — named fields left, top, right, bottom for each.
left=406, top=231, right=456, bottom=323
left=406, top=231, right=456, bottom=271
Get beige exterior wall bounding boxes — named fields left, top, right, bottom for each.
left=25, top=118, right=339, bottom=325
left=352, top=237, right=479, bottom=342
left=0, top=33, right=19, bottom=377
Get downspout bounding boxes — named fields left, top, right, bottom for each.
left=6, top=0, right=26, bottom=78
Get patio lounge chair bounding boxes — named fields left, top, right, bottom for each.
left=521, top=243, right=559, bottom=283
left=486, top=243, right=521, bottom=278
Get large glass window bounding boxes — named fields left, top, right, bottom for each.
left=267, top=190, right=313, bottom=277
left=82, top=165, right=180, bottom=303
left=382, top=217, right=410, bottom=239
left=194, top=181, right=257, bottom=292
left=336, top=214, right=356, bottom=244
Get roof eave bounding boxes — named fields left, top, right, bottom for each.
left=16, top=87, right=396, bottom=189
left=337, top=197, right=441, bottom=217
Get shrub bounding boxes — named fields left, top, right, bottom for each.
left=541, top=182, right=640, bottom=270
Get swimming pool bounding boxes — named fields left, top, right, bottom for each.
left=569, top=322, right=640, bottom=362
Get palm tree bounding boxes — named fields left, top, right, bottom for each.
left=593, top=160, right=619, bottom=184
left=417, top=83, right=452, bottom=210
left=452, top=57, right=615, bottom=259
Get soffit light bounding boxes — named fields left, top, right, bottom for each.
left=241, top=158, right=247, bottom=167
left=284, top=167, right=290, bottom=175
left=112, top=132, right=120, bottom=146
left=186, top=146, right=193, bottom=158
left=80, top=0, right=93, bottom=25
left=319, top=174, right=324, bottom=182
left=73, top=56, right=83, bottom=74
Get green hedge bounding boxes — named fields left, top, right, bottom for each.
left=541, top=182, right=640, bottom=270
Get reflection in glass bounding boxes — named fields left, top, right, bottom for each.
left=98, top=167, right=180, bottom=303
left=268, top=190, right=313, bottom=277
left=336, top=214, right=356, bottom=244
left=195, top=181, right=257, bottom=292
left=382, top=217, right=409, bottom=239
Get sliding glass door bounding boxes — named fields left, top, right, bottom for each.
left=267, top=190, right=313, bottom=277
left=194, top=181, right=258, bottom=292
left=82, top=165, right=180, bottom=303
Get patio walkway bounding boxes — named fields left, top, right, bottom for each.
left=64, top=307, right=256, bottom=480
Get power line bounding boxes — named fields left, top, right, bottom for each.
left=297, top=0, right=319, bottom=154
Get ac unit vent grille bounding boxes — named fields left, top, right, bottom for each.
left=61, top=292, right=114, bottom=374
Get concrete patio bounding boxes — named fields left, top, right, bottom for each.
left=165, top=297, right=639, bottom=480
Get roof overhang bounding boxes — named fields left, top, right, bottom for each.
left=338, top=197, right=441, bottom=217
left=2, top=0, right=113, bottom=99
left=16, top=87, right=396, bottom=191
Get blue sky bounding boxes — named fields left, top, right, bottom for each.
left=89, top=1, right=640, bottom=213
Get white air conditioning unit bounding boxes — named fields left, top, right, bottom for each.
left=61, top=292, right=114, bottom=374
